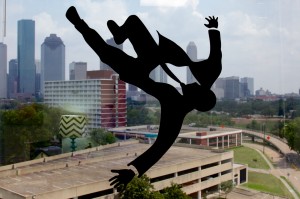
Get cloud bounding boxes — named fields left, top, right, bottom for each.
left=223, top=11, right=270, bottom=37
left=33, top=12, right=59, bottom=37
left=140, top=0, right=189, bottom=7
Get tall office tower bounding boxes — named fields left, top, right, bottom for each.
left=18, top=19, right=35, bottom=94
left=0, top=43, right=7, bottom=98
left=150, top=65, right=167, bottom=83
left=8, top=59, right=18, bottom=98
left=224, top=76, right=240, bottom=100
left=186, top=41, right=197, bottom=84
left=100, top=38, right=123, bottom=71
left=41, top=34, right=65, bottom=94
left=240, top=77, right=254, bottom=96
left=35, top=60, right=41, bottom=94
left=69, top=62, right=87, bottom=80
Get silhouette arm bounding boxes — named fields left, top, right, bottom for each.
left=109, top=83, right=187, bottom=189
left=128, top=107, right=186, bottom=176
left=189, top=27, right=222, bottom=88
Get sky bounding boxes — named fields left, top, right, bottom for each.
left=1, top=0, right=300, bottom=94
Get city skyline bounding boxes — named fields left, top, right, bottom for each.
left=1, top=0, right=300, bottom=94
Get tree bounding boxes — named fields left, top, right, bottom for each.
left=246, top=120, right=260, bottom=130
left=119, top=175, right=158, bottom=199
left=161, top=183, right=190, bottom=199
left=283, top=118, right=300, bottom=155
left=127, top=106, right=155, bottom=126
left=89, top=128, right=116, bottom=145
left=119, top=175, right=191, bottom=199
left=0, top=104, right=70, bottom=164
left=220, top=180, right=234, bottom=198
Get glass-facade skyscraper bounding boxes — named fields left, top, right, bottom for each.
left=8, top=59, right=18, bottom=98
left=17, top=19, right=35, bottom=94
left=0, top=43, right=7, bottom=98
left=41, top=34, right=65, bottom=94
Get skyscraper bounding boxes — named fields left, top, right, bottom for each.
left=240, top=77, right=254, bottom=96
left=100, top=38, right=123, bottom=71
left=149, top=65, right=167, bottom=83
left=41, top=34, right=65, bottom=94
left=8, top=59, right=18, bottom=98
left=0, top=43, right=7, bottom=98
left=17, top=19, right=35, bottom=94
left=186, top=41, right=197, bottom=84
left=69, top=62, right=87, bottom=80
left=224, top=76, right=240, bottom=100
left=35, top=60, right=41, bottom=94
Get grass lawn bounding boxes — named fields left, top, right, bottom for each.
left=231, top=146, right=270, bottom=169
left=242, top=171, right=294, bottom=198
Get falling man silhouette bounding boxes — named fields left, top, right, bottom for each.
left=66, top=6, right=222, bottom=189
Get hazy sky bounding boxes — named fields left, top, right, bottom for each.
left=1, top=0, right=300, bottom=94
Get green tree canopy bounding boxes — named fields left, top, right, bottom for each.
left=89, top=128, right=116, bottom=145
left=0, top=104, right=71, bottom=164
left=284, top=117, right=300, bottom=154
left=127, top=106, right=155, bottom=126
left=119, top=175, right=191, bottom=199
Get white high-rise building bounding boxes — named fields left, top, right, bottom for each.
left=44, top=71, right=126, bottom=130
left=0, top=43, right=7, bottom=98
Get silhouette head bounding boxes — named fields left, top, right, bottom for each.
left=181, top=83, right=216, bottom=112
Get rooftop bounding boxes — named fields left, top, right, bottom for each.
left=0, top=140, right=230, bottom=198
left=109, top=125, right=242, bottom=139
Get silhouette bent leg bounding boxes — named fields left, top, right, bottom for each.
left=107, top=15, right=160, bottom=66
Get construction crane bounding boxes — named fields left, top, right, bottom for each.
left=1, top=0, right=6, bottom=42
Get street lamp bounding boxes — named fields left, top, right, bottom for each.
left=59, top=115, right=87, bottom=152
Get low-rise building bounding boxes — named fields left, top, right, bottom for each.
left=109, top=125, right=243, bottom=149
left=0, top=140, right=247, bottom=199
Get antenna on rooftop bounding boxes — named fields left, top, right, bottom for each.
left=1, top=0, right=6, bottom=42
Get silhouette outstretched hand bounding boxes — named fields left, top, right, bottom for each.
left=109, top=169, right=135, bottom=189
left=66, top=6, right=82, bottom=25
left=204, top=16, right=218, bottom=28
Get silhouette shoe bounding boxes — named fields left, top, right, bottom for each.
left=66, top=6, right=82, bottom=25
left=107, top=20, right=126, bottom=44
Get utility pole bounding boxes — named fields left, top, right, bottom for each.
left=263, top=123, right=266, bottom=154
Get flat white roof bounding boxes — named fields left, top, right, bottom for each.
left=0, top=140, right=229, bottom=198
